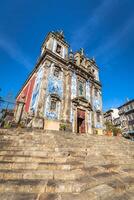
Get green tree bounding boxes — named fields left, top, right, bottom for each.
left=104, top=121, right=122, bottom=136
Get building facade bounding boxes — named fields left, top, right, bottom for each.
left=104, top=100, right=134, bottom=137
left=15, top=31, right=103, bottom=134
left=104, top=109, right=119, bottom=124
left=118, top=99, right=134, bottom=136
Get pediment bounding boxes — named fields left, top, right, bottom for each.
left=50, top=93, right=61, bottom=101
left=72, top=97, right=92, bottom=110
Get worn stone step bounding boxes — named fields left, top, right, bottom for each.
left=0, top=150, right=70, bottom=157
left=103, top=188, right=134, bottom=200
left=44, top=176, right=98, bottom=193
left=0, top=128, right=133, bottom=199
left=0, top=155, right=68, bottom=163
left=44, top=173, right=126, bottom=194
left=0, top=179, right=90, bottom=194
left=0, top=168, right=85, bottom=180
left=0, top=175, right=133, bottom=195
left=39, top=184, right=114, bottom=200
left=0, top=192, right=37, bottom=200
left=0, top=179, right=47, bottom=193
left=49, top=184, right=115, bottom=200
left=0, top=154, right=85, bottom=163
left=0, top=161, right=84, bottom=170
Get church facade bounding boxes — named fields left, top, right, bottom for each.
left=15, top=31, right=103, bottom=134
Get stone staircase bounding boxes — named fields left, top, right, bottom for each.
left=0, top=128, right=134, bottom=200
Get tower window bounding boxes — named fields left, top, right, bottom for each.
left=95, top=88, right=98, bottom=97
left=53, top=68, right=60, bottom=77
left=97, top=112, right=101, bottom=123
left=78, top=80, right=85, bottom=97
left=53, top=66, right=60, bottom=78
left=56, top=44, right=62, bottom=54
left=50, top=100, right=56, bottom=111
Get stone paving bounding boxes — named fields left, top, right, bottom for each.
left=0, top=129, right=133, bottom=200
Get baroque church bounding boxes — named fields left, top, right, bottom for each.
left=15, top=31, right=103, bottom=134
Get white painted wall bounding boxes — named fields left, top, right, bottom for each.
left=111, top=108, right=119, bottom=120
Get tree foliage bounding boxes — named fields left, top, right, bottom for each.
left=104, top=121, right=122, bottom=136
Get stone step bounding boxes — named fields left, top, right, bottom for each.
left=0, top=179, right=47, bottom=194
left=0, top=150, right=70, bottom=157
left=45, top=177, right=98, bottom=193
left=0, top=147, right=133, bottom=156
left=103, top=187, right=134, bottom=200
left=0, top=169, right=85, bottom=181
left=0, top=192, right=37, bottom=200
left=44, top=171, right=131, bottom=194
left=0, top=135, right=133, bottom=142
left=0, top=161, right=83, bottom=170
left=0, top=154, right=133, bottom=167
left=0, top=132, right=132, bottom=143
left=0, top=174, right=133, bottom=196
left=0, top=176, right=98, bottom=194
left=0, top=129, right=133, bottom=199
left=0, top=155, right=84, bottom=163
left=43, top=184, right=115, bottom=200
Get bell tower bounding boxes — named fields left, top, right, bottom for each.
left=41, top=30, right=69, bottom=60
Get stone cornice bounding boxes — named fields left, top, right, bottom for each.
left=94, top=79, right=102, bottom=87
left=72, top=97, right=93, bottom=111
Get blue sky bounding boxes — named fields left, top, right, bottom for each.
left=0, top=0, right=134, bottom=111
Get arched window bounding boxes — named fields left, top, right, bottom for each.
left=50, top=100, right=56, bottom=111
left=56, top=44, right=62, bottom=55
left=78, top=80, right=85, bottom=97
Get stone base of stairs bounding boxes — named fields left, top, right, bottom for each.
left=0, top=128, right=134, bottom=199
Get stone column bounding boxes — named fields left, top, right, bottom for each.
left=74, top=107, right=77, bottom=133
left=33, top=62, right=49, bottom=128
left=65, top=71, right=72, bottom=121
left=15, top=100, right=25, bottom=124
left=36, top=64, right=48, bottom=117
left=99, top=89, right=103, bottom=129
left=61, top=70, right=66, bottom=121
left=62, top=70, right=72, bottom=131
left=85, top=111, right=88, bottom=134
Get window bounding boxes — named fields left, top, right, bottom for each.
left=97, top=113, right=101, bottom=123
left=130, top=114, right=133, bottom=120
left=130, top=104, right=133, bottom=110
left=128, top=115, right=131, bottom=121
left=56, top=44, right=62, bottom=54
left=53, top=68, right=60, bottom=78
left=50, top=100, right=56, bottom=111
left=78, top=80, right=85, bottom=97
left=94, top=88, right=98, bottom=97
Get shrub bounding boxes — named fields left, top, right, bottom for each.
left=60, top=124, right=66, bottom=131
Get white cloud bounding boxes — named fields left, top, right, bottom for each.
left=0, top=36, right=33, bottom=71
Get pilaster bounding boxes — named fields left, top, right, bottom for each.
left=35, top=63, right=48, bottom=118
left=65, top=71, right=72, bottom=122
left=90, top=81, right=95, bottom=133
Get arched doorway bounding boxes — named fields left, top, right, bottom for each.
left=77, top=109, right=85, bottom=133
